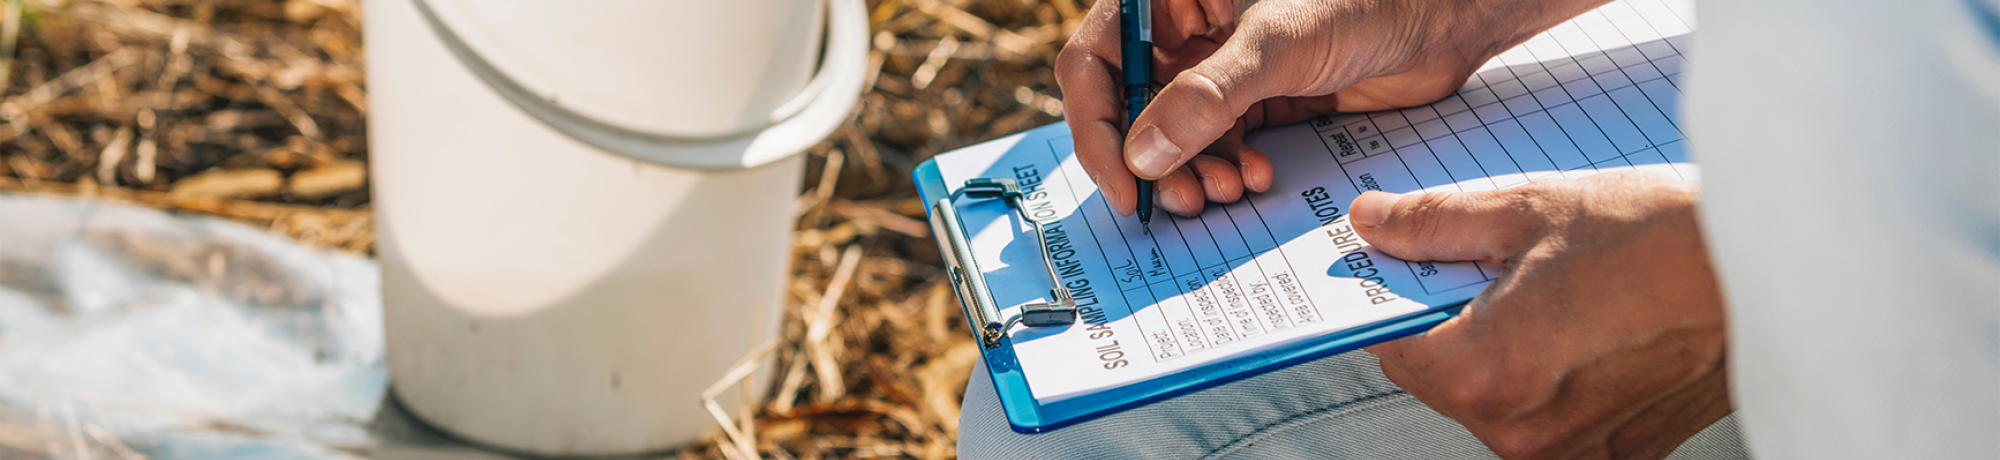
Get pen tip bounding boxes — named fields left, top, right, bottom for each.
left=1141, top=220, right=1151, bottom=236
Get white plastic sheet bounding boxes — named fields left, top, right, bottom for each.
left=0, top=195, right=393, bottom=459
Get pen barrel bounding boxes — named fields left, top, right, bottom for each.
left=1123, top=84, right=1154, bottom=127
left=1120, top=41, right=1153, bottom=89
left=1120, top=0, right=1157, bottom=223
left=1119, top=0, right=1153, bottom=106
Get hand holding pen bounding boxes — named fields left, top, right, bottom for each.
left=1118, top=0, right=1158, bottom=233
left=1057, top=0, right=1545, bottom=217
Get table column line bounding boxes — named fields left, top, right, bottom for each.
left=1044, top=141, right=1167, bottom=361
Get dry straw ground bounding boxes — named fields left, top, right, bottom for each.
left=0, top=0, right=1086, bottom=458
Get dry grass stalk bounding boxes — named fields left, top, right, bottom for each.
left=166, top=166, right=279, bottom=198
left=800, top=148, right=846, bottom=222
left=905, top=0, right=1036, bottom=56
left=93, top=124, right=130, bottom=184
left=284, top=158, right=362, bottom=198
left=0, top=46, right=143, bottom=122
left=909, top=36, right=958, bottom=90
left=0, top=426, right=40, bottom=456
left=705, top=339, right=780, bottom=460
left=82, top=425, right=146, bottom=460
left=809, top=245, right=865, bottom=403
left=0, top=0, right=22, bottom=92
left=59, top=397, right=84, bottom=460
left=0, top=177, right=373, bottom=253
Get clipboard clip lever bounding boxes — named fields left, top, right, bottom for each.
left=931, top=178, right=1079, bottom=349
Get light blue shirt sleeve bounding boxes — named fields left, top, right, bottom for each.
left=1690, top=0, right=2000, bottom=457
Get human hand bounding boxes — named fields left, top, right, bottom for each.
left=1352, top=172, right=1729, bottom=459
left=1058, top=0, right=1612, bottom=217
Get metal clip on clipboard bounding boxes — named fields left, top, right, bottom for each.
left=927, top=178, right=1078, bottom=349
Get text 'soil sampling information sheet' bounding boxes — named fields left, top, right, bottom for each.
left=931, top=0, right=1696, bottom=403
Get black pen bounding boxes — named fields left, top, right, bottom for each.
left=1119, top=0, right=1156, bottom=235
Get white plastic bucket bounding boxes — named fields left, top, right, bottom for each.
left=364, top=0, right=865, bottom=455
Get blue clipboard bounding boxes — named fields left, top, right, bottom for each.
left=914, top=122, right=1465, bottom=433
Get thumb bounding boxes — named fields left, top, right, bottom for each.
left=1349, top=190, right=1544, bottom=263
left=1124, top=36, right=1293, bottom=180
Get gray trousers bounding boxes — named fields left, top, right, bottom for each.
left=958, top=351, right=1749, bottom=459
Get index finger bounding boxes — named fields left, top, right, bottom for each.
left=1056, top=0, right=1139, bottom=216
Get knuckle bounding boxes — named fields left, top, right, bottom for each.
left=1594, top=169, right=1671, bottom=183
left=1431, top=359, right=1552, bottom=424
left=1510, top=178, right=1575, bottom=206
left=1053, top=47, right=1093, bottom=81
left=1174, top=67, right=1235, bottom=111
left=1196, top=0, right=1242, bottom=26
left=1589, top=170, right=1678, bottom=195
left=1400, top=191, right=1459, bottom=243
left=1239, top=21, right=1317, bottom=85
left=1513, top=245, right=1564, bottom=270
left=1484, top=428, right=1569, bottom=460
left=1623, top=170, right=1700, bottom=205
left=1423, top=381, right=1569, bottom=457
left=1572, top=170, right=1700, bottom=225
left=1433, top=363, right=1508, bottom=418
left=1503, top=180, right=1578, bottom=224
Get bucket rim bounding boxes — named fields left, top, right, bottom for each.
left=407, top=0, right=868, bottom=170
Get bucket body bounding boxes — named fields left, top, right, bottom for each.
left=365, top=0, right=821, bottom=454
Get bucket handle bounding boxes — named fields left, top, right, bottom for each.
left=410, top=0, right=869, bottom=170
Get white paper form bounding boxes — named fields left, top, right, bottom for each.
left=931, top=0, right=1698, bottom=403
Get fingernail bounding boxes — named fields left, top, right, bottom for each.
left=1352, top=191, right=1401, bottom=228
left=1128, top=126, right=1182, bottom=179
